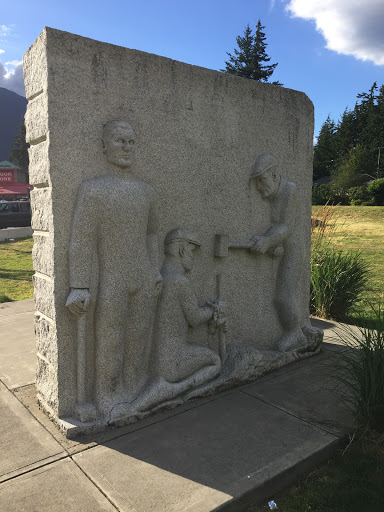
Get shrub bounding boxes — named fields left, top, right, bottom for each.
left=0, top=294, right=13, bottom=303
left=312, top=183, right=333, bottom=205
left=332, top=303, right=384, bottom=431
left=347, top=185, right=372, bottom=206
left=367, top=178, right=384, bottom=206
left=310, top=248, right=369, bottom=320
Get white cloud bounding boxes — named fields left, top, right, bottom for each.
left=5, top=60, right=22, bottom=66
left=0, top=60, right=25, bottom=96
left=0, top=49, right=4, bottom=54
left=285, top=0, right=384, bottom=66
left=0, top=25, right=10, bottom=36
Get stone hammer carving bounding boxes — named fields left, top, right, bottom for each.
left=214, top=233, right=283, bottom=258
left=214, top=234, right=252, bottom=258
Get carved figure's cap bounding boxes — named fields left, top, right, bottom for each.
left=250, top=154, right=278, bottom=179
left=165, top=227, right=202, bottom=246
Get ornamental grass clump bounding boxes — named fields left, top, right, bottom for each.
left=310, top=249, right=370, bottom=320
left=310, top=203, right=370, bottom=320
left=333, top=303, right=384, bottom=432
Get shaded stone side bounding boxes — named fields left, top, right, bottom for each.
left=28, top=140, right=50, bottom=186
left=25, top=94, right=48, bottom=146
left=35, top=313, right=57, bottom=361
left=32, top=233, right=53, bottom=276
left=33, top=274, right=55, bottom=320
left=36, top=355, right=58, bottom=412
left=30, top=187, right=52, bottom=232
left=35, top=313, right=59, bottom=414
left=23, top=30, right=48, bottom=100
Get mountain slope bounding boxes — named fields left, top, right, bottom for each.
left=0, top=87, right=27, bottom=162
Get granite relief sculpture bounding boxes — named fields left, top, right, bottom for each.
left=25, top=28, right=322, bottom=436
left=66, top=120, right=162, bottom=422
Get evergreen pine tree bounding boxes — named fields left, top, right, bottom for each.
left=222, top=21, right=281, bottom=85
left=334, top=108, right=357, bottom=165
left=9, top=119, right=29, bottom=170
left=313, top=116, right=337, bottom=180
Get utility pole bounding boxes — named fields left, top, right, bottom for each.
left=377, top=147, right=384, bottom=179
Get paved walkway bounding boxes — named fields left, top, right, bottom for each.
left=0, top=300, right=354, bottom=511
left=0, top=227, right=32, bottom=242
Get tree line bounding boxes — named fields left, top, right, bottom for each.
left=313, top=83, right=384, bottom=206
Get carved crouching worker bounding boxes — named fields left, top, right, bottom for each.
left=66, top=120, right=162, bottom=420
left=132, top=228, right=223, bottom=412
left=249, top=154, right=307, bottom=352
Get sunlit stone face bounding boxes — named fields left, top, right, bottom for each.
left=103, top=122, right=135, bottom=168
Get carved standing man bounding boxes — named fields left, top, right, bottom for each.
left=133, top=227, right=222, bottom=412
left=249, top=154, right=307, bottom=352
left=66, top=120, right=162, bottom=418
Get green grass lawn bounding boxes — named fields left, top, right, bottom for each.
left=0, top=237, right=34, bottom=302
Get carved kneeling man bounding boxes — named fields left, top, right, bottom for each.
left=133, top=228, right=223, bottom=412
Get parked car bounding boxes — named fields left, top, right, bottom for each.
left=0, top=201, right=31, bottom=229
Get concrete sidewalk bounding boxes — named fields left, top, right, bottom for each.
left=0, top=300, right=354, bottom=512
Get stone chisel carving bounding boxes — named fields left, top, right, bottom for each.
left=208, top=273, right=227, bottom=361
left=75, top=313, right=97, bottom=422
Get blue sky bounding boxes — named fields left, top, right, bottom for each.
left=1, top=0, right=384, bottom=138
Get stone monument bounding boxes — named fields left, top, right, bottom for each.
left=23, top=27, right=322, bottom=436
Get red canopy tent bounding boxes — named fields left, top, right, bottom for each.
left=0, top=182, right=33, bottom=200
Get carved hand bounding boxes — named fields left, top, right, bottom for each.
left=206, top=301, right=227, bottom=331
left=250, top=235, right=269, bottom=254
left=65, top=288, right=91, bottom=315
left=153, top=271, right=163, bottom=297
left=216, top=312, right=228, bottom=333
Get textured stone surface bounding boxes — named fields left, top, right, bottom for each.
left=35, top=313, right=57, bottom=362
left=36, top=356, right=59, bottom=412
left=28, top=139, right=50, bottom=185
left=25, top=93, right=48, bottom=145
left=33, top=274, right=55, bottom=319
left=23, top=30, right=47, bottom=100
left=32, top=232, right=53, bottom=276
left=23, top=27, right=318, bottom=431
left=30, top=187, right=52, bottom=231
